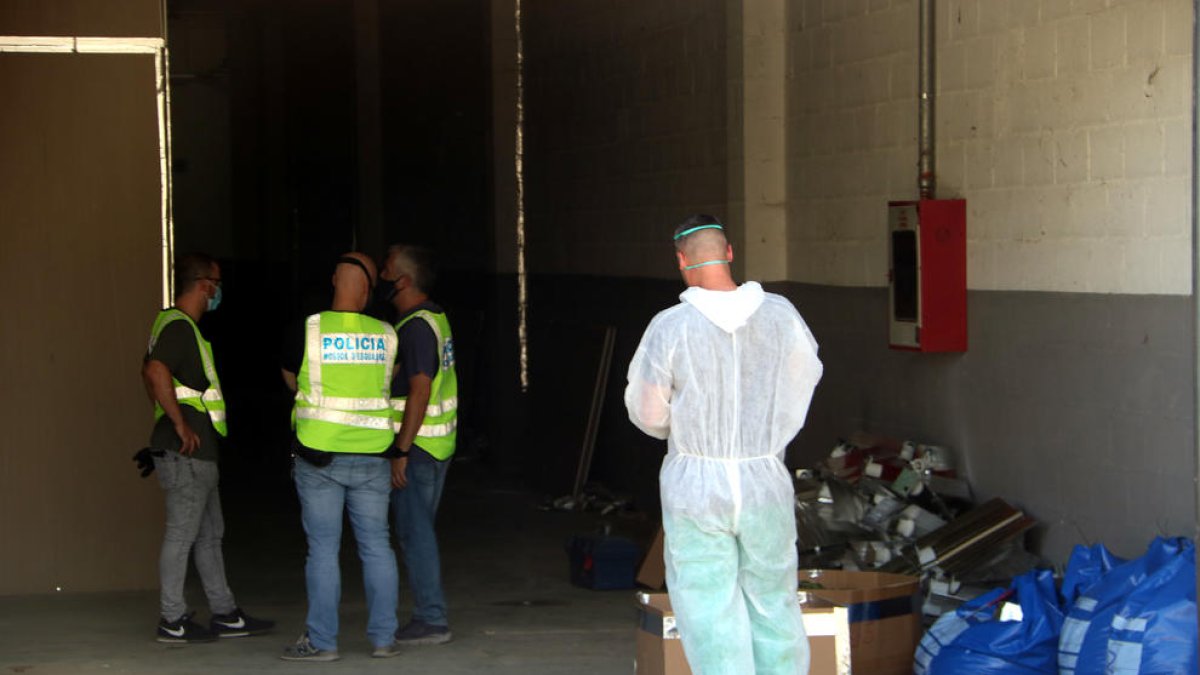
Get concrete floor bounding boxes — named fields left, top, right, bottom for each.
left=0, top=460, right=650, bottom=674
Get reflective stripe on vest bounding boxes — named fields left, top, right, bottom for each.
left=391, top=395, right=458, bottom=418
left=416, top=418, right=458, bottom=437
left=149, top=309, right=228, bottom=436
left=297, top=390, right=391, bottom=411
left=295, top=406, right=394, bottom=430
left=175, top=386, right=224, bottom=402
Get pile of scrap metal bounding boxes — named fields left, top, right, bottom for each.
left=795, top=432, right=1041, bottom=619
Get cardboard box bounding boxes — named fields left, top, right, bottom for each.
left=798, top=569, right=922, bottom=675
left=636, top=528, right=666, bottom=589
left=634, top=570, right=920, bottom=675
left=636, top=592, right=851, bottom=675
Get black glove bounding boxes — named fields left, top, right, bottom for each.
left=132, top=447, right=164, bottom=478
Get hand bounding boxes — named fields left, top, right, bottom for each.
left=391, top=456, right=409, bottom=489
left=174, top=420, right=200, bottom=456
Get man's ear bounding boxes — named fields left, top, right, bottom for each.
left=676, top=250, right=688, bottom=270
left=726, top=244, right=734, bottom=262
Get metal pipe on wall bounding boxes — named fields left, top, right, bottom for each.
left=1191, top=0, right=1200, bottom=624
left=918, top=0, right=935, bottom=200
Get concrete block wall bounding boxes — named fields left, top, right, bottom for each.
left=787, top=0, right=1193, bottom=295
left=784, top=0, right=1196, bottom=562
left=521, top=0, right=729, bottom=278
left=786, top=0, right=917, bottom=286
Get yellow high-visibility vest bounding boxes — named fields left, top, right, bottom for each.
left=393, top=309, right=457, bottom=460
left=148, top=309, right=228, bottom=436
left=294, top=311, right=398, bottom=454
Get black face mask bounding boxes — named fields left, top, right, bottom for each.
left=374, top=279, right=398, bottom=305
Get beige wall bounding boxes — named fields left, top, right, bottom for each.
left=786, top=0, right=1193, bottom=293
left=728, top=0, right=790, bottom=282
left=0, top=0, right=165, bottom=595
left=0, top=0, right=161, bottom=37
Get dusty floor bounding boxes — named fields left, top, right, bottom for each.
left=0, top=459, right=652, bottom=674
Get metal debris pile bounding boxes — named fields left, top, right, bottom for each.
left=796, top=432, right=1040, bottom=619
left=544, top=483, right=635, bottom=517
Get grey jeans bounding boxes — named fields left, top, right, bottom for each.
left=157, top=453, right=236, bottom=621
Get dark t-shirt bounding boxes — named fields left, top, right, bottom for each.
left=392, top=302, right=445, bottom=464
left=282, top=318, right=305, bottom=376
left=146, top=318, right=221, bottom=462
left=282, top=313, right=399, bottom=461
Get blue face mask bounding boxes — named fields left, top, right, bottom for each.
left=207, top=284, right=223, bottom=312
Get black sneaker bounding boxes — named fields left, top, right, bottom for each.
left=210, top=607, right=275, bottom=638
left=394, top=619, right=452, bottom=645
left=157, top=613, right=217, bottom=643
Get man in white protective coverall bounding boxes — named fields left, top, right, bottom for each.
left=625, top=214, right=823, bottom=675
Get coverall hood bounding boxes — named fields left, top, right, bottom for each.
left=679, top=281, right=765, bottom=333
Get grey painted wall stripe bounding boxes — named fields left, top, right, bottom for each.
left=770, top=282, right=1196, bottom=563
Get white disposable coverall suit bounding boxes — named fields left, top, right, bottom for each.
left=625, top=281, right=823, bottom=675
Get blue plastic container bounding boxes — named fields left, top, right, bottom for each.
left=566, top=535, right=641, bottom=590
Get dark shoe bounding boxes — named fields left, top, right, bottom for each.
left=210, top=607, right=275, bottom=638
left=371, top=641, right=403, bottom=658
left=394, top=619, right=452, bottom=645
left=157, top=613, right=217, bottom=643
left=280, top=633, right=340, bottom=662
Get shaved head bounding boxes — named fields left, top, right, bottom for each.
left=673, top=214, right=728, bottom=259
left=330, top=251, right=377, bottom=312
left=336, top=251, right=377, bottom=289
left=676, top=227, right=728, bottom=261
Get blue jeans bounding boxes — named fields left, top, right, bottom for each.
left=294, top=454, right=399, bottom=650
left=390, top=456, right=449, bottom=626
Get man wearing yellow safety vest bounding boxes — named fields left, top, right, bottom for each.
left=377, top=244, right=457, bottom=645
left=142, top=253, right=274, bottom=644
left=279, top=252, right=404, bottom=662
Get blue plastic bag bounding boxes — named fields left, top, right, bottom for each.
left=915, top=569, right=1063, bottom=674
left=1060, top=542, right=1124, bottom=609
left=1059, top=537, right=1196, bottom=675
left=915, top=587, right=1009, bottom=674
